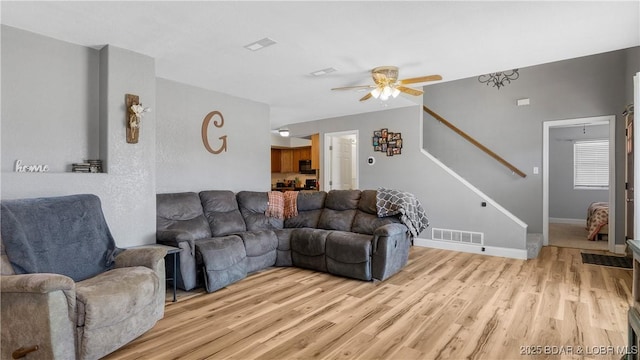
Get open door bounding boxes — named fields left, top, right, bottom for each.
left=324, top=131, right=358, bottom=191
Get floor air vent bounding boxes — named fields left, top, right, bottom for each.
left=432, top=228, right=484, bottom=245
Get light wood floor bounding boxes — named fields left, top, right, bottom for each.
left=549, top=222, right=608, bottom=251
left=105, top=246, right=633, bottom=360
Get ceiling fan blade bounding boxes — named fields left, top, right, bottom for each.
left=331, top=85, right=375, bottom=91
left=398, top=75, right=442, bottom=85
left=359, top=92, right=373, bottom=102
left=397, top=86, right=424, bottom=96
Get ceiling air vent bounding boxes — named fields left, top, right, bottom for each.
left=244, top=37, right=277, bottom=51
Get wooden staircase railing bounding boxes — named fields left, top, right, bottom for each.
left=423, top=105, right=526, bottom=178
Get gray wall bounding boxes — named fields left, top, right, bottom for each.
left=2, top=26, right=273, bottom=246
left=1, top=26, right=100, bottom=172
left=155, top=78, right=270, bottom=193
left=288, top=106, right=527, bottom=253
left=549, top=125, right=609, bottom=220
left=1, top=26, right=157, bottom=247
left=423, top=47, right=638, bottom=243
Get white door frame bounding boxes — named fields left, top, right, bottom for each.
left=634, top=74, right=639, bottom=240
left=542, top=115, right=616, bottom=253
left=323, top=130, right=359, bottom=191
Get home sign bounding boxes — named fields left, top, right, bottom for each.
left=14, top=159, right=49, bottom=172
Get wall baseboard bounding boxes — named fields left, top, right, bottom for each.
left=615, top=244, right=627, bottom=254
left=414, top=238, right=528, bottom=260
left=549, top=217, right=585, bottom=225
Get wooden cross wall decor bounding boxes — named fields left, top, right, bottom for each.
left=125, top=94, right=140, bottom=144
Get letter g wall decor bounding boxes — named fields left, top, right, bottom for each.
left=201, top=111, right=227, bottom=154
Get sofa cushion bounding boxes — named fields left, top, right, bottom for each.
left=157, top=192, right=212, bottom=240
left=200, top=191, right=246, bottom=236
left=236, top=191, right=283, bottom=231
left=317, top=190, right=360, bottom=232
left=239, top=230, right=278, bottom=258
left=284, top=191, right=326, bottom=228
left=196, top=235, right=247, bottom=270
left=196, top=236, right=247, bottom=293
left=290, top=228, right=331, bottom=256
left=273, top=228, right=294, bottom=266
left=325, top=190, right=361, bottom=211
left=326, top=231, right=373, bottom=281
left=290, top=228, right=332, bottom=272
left=76, top=266, right=160, bottom=328
left=318, top=208, right=356, bottom=232
left=326, top=231, right=372, bottom=264
left=352, top=212, right=400, bottom=235
left=357, top=190, right=378, bottom=214
left=238, top=230, right=278, bottom=272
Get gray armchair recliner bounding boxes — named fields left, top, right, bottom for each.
left=0, top=194, right=166, bottom=360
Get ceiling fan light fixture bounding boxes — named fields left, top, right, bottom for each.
left=331, top=65, right=442, bottom=102
left=278, top=128, right=290, bottom=137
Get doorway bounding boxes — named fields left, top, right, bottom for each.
left=542, top=115, right=616, bottom=253
left=324, top=130, right=359, bottom=191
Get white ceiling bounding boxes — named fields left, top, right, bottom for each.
left=2, top=1, right=639, bottom=130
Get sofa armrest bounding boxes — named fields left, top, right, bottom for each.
left=370, top=224, right=411, bottom=281
left=373, top=223, right=409, bottom=238
left=1, top=274, right=77, bottom=360
left=115, top=247, right=167, bottom=274
left=371, top=223, right=408, bottom=254
left=157, top=230, right=197, bottom=256
left=1, top=273, right=75, bottom=294
left=157, top=229, right=199, bottom=243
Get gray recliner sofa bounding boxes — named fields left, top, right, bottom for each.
left=156, top=189, right=414, bottom=292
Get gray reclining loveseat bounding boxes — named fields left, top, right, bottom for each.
left=156, top=189, right=415, bottom=292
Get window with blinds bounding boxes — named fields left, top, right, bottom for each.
left=574, top=139, right=609, bottom=189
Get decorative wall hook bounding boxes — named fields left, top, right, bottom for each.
left=125, top=94, right=151, bottom=144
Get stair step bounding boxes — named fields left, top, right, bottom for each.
left=527, top=233, right=543, bottom=259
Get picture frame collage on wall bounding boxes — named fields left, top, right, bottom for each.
left=372, top=128, right=403, bottom=156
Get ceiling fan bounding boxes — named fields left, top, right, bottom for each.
left=332, top=66, right=442, bottom=102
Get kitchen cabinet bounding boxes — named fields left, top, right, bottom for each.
left=272, top=146, right=313, bottom=173
left=292, top=147, right=311, bottom=172
left=311, top=133, right=320, bottom=169
left=298, top=147, right=311, bottom=161
left=292, top=149, right=302, bottom=172
left=280, top=149, right=294, bottom=173
left=271, top=148, right=281, bottom=173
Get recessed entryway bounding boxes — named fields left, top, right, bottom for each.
left=542, top=115, right=616, bottom=253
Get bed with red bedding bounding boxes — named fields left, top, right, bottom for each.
left=586, top=202, right=608, bottom=241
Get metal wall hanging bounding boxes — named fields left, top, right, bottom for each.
left=478, top=69, right=519, bottom=89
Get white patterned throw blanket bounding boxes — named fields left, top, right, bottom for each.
left=376, top=188, right=429, bottom=237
